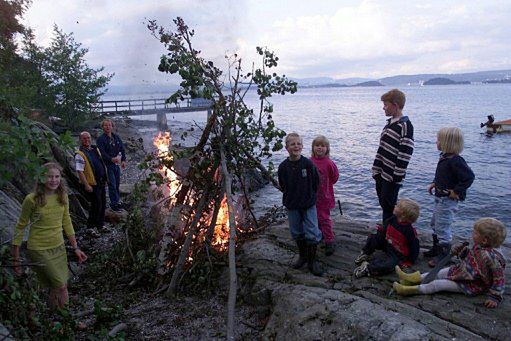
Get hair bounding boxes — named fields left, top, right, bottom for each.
left=381, top=89, right=406, bottom=109
left=311, top=135, right=330, bottom=157
left=437, top=127, right=464, bottom=154
left=473, top=218, right=507, bottom=248
left=101, top=119, right=113, bottom=128
left=396, top=198, right=420, bottom=223
left=33, top=162, right=67, bottom=207
left=285, top=132, right=302, bottom=147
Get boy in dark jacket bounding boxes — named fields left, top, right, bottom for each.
left=278, top=133, right=323, bottom=276
left=353, top=199, right=420, bottom=278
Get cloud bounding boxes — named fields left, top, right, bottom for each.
left=22, top=0, right=511, bottom=86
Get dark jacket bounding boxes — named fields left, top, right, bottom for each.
left=433, top=153, right=474, bottom=201
left=278, top=156, right=319, bottom=209
left=96, top=132, right=126, bottom=166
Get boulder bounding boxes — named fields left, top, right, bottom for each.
left=239, top=215, right=511, bottom=340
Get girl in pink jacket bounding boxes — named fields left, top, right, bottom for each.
left=311, top=135, right=339, bottom=256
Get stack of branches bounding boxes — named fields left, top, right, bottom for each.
left=145, top=17, right=297, bottom=338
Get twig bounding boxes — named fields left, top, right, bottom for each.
left=107, top=323, right=127, bottom=338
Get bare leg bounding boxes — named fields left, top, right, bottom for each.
left=50, top=285, right=69, bottom=309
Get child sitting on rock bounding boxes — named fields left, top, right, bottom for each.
left=354, top=199, right=420, bottom=278
left=393, top=217, right=506, bottom=308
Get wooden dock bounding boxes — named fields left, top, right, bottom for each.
left=95, top=97, right=213, bottom=116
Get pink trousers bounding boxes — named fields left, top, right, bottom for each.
left=317, top=205, right=334, bottom=244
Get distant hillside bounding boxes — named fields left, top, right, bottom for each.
left=379, top=70, right=511, bottom=85
left=424, top=77, right=470, bottom=85
left=353, top=80, right=383, bottom=87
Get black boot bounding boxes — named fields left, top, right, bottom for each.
left=292, top=239, right=308, bottom=269
left=307, top=243, right=323, bottom=277
left=423, top=234, right=441, bottom=258
left=428, top=243, right=451, bottom=267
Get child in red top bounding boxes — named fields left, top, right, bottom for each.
left=311, top=135, right=339, bottom=255
left=394, top=218, right=506, bottom=308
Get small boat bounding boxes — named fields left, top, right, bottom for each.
left=487, top=119, right=511, bottom=134
left=480, top=115, right=511, bottom=134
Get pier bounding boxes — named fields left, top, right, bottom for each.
left=95, top=97, right=213, bottom=116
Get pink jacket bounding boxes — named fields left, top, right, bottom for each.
left=311, top=156, right=339, bottom=209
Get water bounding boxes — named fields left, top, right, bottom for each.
left=108, top=84, right=511, bottom=239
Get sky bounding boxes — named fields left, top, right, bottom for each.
left=23, top=0, right=511, bottom=87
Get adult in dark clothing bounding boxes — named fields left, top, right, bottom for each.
left=278, top=132, right=323, bottom=276
left=75, top=131, right=107, bottom=228
left=353, top=199, right=420, bottom=278
left=96, top=119, right=126, bottom=211
left=372, top=89, right=414, bottom=223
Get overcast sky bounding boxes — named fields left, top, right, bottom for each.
left=23, top=0, right=511, bottom=86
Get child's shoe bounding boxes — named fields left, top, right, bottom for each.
left=325, top=243, right=335, bottom=256
left=423, top=234, right=441, bottom=257
left=395, top=265, right=421, bottom=285
left=353, top=261, right=370, bottom=278
left=393, top=282, right=419, bottom=296
left=428, top=243, right=451, bottom=267
left=292, top=239, right=308, bottom=269
left=306, top=243, right=323, bottom=276
left=354, top=252, right=372, bottom=265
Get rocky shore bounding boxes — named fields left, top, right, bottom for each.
left=239, top=213, right=511, bottom=340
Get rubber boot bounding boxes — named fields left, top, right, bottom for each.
left=395, top=265, right=422, bottom=285
left=423, top=234, right=441, bottom=258
left=292, top=239, right=308, bottom=269
left=307, top=243, right=323, bottom=277
left=428, top=243, right=451, bottom=268
left=393, top=282, right=420, bottom=296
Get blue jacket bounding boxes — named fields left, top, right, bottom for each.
left=96, top=132, right=126, bottom=166
left=433, top=153, right=474, bottom=201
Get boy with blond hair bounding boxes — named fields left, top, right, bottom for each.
left=372, top=89, right=414, bottom=223
left=278, top=133, right=323, bottom=276
left=354, top=198, right=420, bottom=278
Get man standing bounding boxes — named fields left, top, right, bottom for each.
left=372, top=89, right=414, bottom=223
left=75, top=131, right=107, bottom=228
left=97, top=119, right=126, bottom=211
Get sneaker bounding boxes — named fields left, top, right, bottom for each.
left=325, top=243, right=335, bottom=256
left=353, top=261, right=370, bottom=278
left=354, top=252, right=372, bottom=265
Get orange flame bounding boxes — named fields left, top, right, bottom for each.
left=153, top=131, right=232, bottom=250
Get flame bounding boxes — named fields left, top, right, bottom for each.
left=212, top=195, right=231, bottom=250
left=153, top=132, right=181, bottom=200
left=152, top=131, right=233, bottom=251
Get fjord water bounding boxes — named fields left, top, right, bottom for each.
left=246, top=84, right=511, bottom=239
left=124, top=84, right=511, bottom=239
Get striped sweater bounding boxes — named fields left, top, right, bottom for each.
left=372, top=116, right=414, bottom=185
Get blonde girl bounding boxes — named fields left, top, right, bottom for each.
left=12, top=162, right=87, bottom=309
left=424, top=127, right=474, bottom=266
left=310, top=135, right=339, bottom=256
left=394, top=218, right=506, bottom=309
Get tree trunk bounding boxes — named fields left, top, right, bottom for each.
left=220, top=145, right=238, bottom=340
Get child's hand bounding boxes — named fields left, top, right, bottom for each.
left=427, top=183, right=435, bottom=195
left=75, top=249, right=88, bottom=263
left=448, top=190, right=459, bottom=200
left=484, top=299, right=498, bottom=308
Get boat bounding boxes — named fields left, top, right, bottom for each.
left=480, top=115, right=511, bottom=134
left=487, top=119, right=511, bottom=134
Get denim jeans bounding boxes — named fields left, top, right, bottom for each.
left=107, top=164, right=121, bottom=206
left=287, top=206, right=323, bottom=244
left=430, top=196, right=459, bottom=244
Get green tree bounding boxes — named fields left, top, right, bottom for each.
left=36, top=25, right=113, bottom=129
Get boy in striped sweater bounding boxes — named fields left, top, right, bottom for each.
left=372, top=89, right=414, bottom=223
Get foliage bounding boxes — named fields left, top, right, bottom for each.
left=0, top=244, right=80, bottom=339
left=25, top=25, right=114, bottom=130
left=0, top=115, right=74, bottom=186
